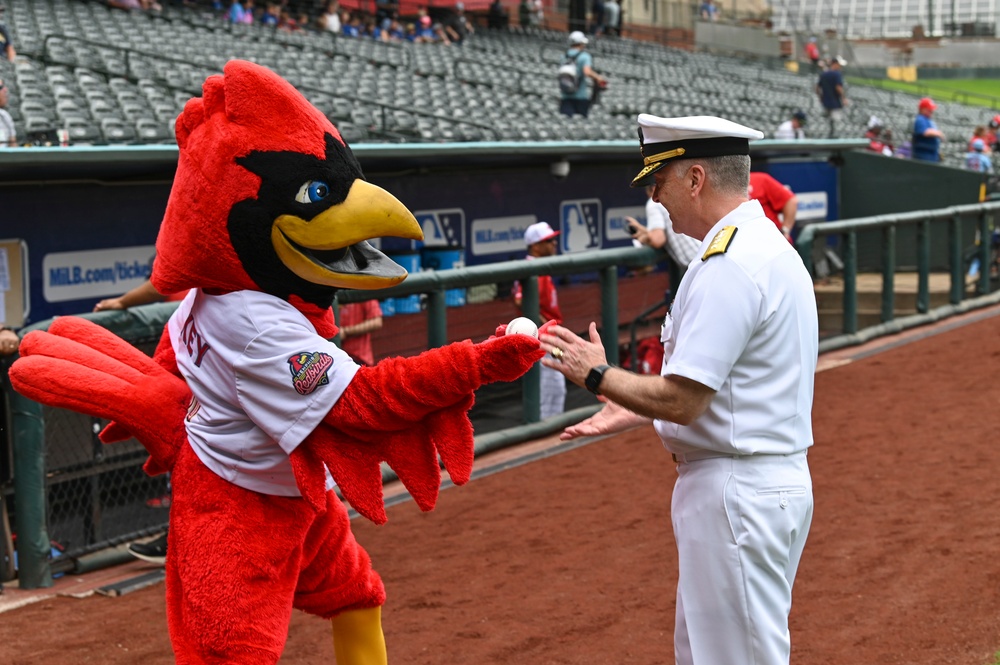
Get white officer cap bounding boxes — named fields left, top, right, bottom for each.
left=630, top=114, right=764, bottom=188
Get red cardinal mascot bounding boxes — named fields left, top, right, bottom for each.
left=10, top=61, right=543, bottom=664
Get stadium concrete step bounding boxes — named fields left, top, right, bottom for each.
left=814, top=272, right=970, bottom=335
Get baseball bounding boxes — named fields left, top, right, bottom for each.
left=505, top=316, right=539, bottom=338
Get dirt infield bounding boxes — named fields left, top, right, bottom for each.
left=5, top=311, right=1000, bottom=664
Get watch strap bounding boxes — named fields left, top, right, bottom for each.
left=585, top=364, right=612, bottom=395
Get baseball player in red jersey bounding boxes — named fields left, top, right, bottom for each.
left=749, top=170, right=798, bottom=242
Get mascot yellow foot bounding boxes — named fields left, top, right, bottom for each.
left=331, top=607, right=387, bottom=665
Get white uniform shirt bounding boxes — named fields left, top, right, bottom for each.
left=0, top=108, right=16, bottom=145
left=645, top=196, right=700, bottom=267
left=774, top=120, right=805, bottom=140
left=169, top=289, right=359, bottom=496
left=654, top=200, right=818, bottom=457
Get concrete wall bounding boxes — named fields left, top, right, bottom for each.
left=694, top=20, right=782, bottom=57
left=850, top=39, right=1000, bottom=69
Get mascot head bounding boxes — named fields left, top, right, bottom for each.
left=152, top=60, right=422, bottom=310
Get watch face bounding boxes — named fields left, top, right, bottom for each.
left=586, top=365, right=608, bottom=394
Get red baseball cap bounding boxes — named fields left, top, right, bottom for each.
left=918, top=97, right=937, bottom=111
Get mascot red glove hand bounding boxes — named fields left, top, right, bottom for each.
left=494, top=318, right=560, bottom=338
left=9, top=317, right=191, bottom=475
left=291, top=332, right=544, bottom=522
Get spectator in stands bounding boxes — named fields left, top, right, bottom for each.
left=625, top=184, right=701, bottom=275
left=965, top=138, right=993, bottom=173
left=749, top=171, right=798, bottom=242
left=532, top=0, right=545, bottom=28
left=383, top=18, right=405, bottom=41
left=227, top=0, right=248, bottom=23
left=445, top=3, right=474, bottom=45
left=414, top=14, right=435, bottom=42
left=342, top=12, right=362, bottom=37
left=337, top=301, right=383, bottom=366
left=518, top=0, right=531, bottom=28
left=0, top=9, right=16, bottom=62
left=559, top=31, right=607, bottom=118
left=699, top=0, right=719, bottom=21
left=488, top=0, right=508, bottom=29
left=589, top=0, right=605, bottom=35
left=513, top=222, right=565, bottom=420
left=804, top=37, right=821, bottom=71
left=864, top=116, right=893, bottom=156
left=318, top=1, right=340, bottom=32
left=912, top=97, right=945, bottom=163
left=0, top=79, right=16, bottom=148
left=774, top=109, right=807, bottom=139
left=969, top=125, right=991, bottom=153
left=603, top=0, right=620, bottom=36
left=361, top=17, right=379, bottom=38
left=987, top=115, right=1000, bottom=152
left=261, top=2, right=281, bottom=26
left=815, top=55, right=847, bottom=137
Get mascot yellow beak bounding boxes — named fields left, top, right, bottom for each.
left=271, top=180, right=424, bottom=290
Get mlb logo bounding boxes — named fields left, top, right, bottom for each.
left=414, top=209, right=466, bottom=248
left=559, top=200, right=602, bottom=253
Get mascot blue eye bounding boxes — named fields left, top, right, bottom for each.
left=295, top=180, right=330, bottom=204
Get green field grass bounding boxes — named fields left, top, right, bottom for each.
left=848, top=76, right=1000, bottom=109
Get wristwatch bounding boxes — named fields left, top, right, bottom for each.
left=585, top=364, right=612, bottom=395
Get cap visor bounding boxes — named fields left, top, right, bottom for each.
left=631, top=161, right=666, bottom=188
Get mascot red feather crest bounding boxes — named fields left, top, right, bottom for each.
left=9, top=60, right=544, bottom=664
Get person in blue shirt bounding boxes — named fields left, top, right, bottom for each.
left=699, top=0, right=719, bottom=21
left=912, top=97, right=945, bottom=162
left=559, top=31, right=607, bottom=118
left=965, top=138, right=993, bottom=172
left=815, top=56, right=847, bottom=137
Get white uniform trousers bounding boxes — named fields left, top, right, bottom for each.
left=671, top=451, right=813, bottom=665
left=539, top=360, right=566, bottom=420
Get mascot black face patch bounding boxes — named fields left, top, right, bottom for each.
left=228, top=133, right=365, bottom=308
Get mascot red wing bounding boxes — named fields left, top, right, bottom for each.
left=9, top=60, right=544, bottom=665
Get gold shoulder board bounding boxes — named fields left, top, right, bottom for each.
left=702, top=226, right=738, bottom=261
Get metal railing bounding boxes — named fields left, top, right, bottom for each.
left=796, top=201, right=1000, bottom=352
left=6, top=244, right=662, bottom=589
left=337, top=245, right=662, bottom=419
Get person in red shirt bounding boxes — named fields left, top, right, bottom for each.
left=804, top=37, right=822, bottom=71
left=513, top=221, right=565, bottom=419
left=748, top=171, right=798, bottom=242
left=338, top=299, right=383, bottom=366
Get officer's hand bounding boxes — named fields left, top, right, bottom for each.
left=540, top=322, right=607, bottom=387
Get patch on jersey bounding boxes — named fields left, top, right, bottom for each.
left=702, top=225, right=737, bottom=260
left=288, top=351, right=334, bottom=395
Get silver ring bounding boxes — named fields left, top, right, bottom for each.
left=551, top=347, right=564, bottom=360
